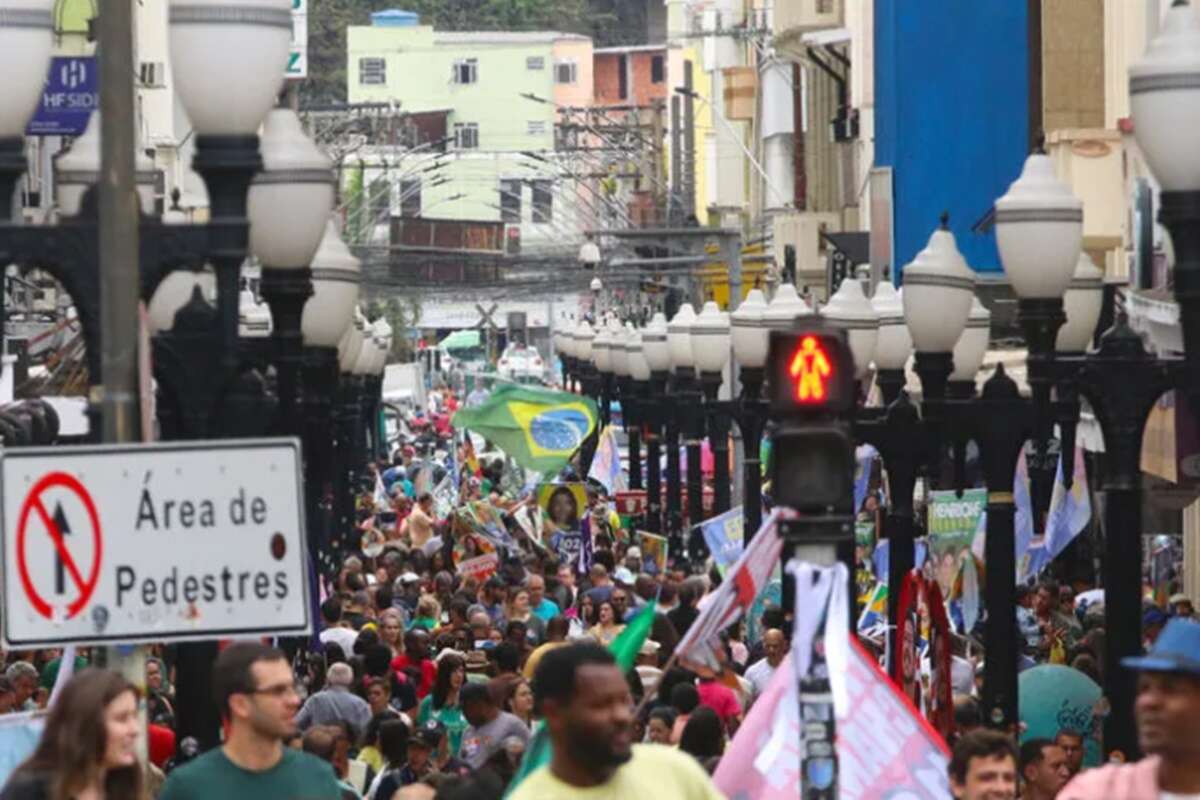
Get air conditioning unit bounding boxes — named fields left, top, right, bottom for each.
left=773, top=0, right=843, bottom=42
left=139, top=61, right=166, bottom=88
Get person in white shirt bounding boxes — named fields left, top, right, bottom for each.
left=318, top=597, right=359, bottom=656
left=744, top=629, right=786, bottom=700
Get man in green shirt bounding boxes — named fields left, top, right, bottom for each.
left=159, top=642, right=342, bottom=800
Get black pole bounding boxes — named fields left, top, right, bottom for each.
left=970, top=366, right=1030, bottom=732
left=665, top=374, right=683, bottom=556
left=646, top=372, right=668, bottom=533
left=701, top=371, right=731, bottom=515
left=737, top=367, right=766, bottom=539
left=259, top=266, right=313, bottom=436
left=684, top=368, right=705, bottom=557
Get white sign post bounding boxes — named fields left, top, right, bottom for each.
left=1, top=439, right=311, bottom=648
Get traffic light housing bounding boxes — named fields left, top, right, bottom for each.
left=767, top=327, right=856, bottom=514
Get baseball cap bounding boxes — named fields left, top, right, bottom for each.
left=1122, top=618, right=1200, bottom=675
left=409, top=719, right=445, bottom=749
left=399, top=572, right=421, bottom=584
left=626, top=546, right=642, bottom=560
left=613, top=566, right=636, bottom=585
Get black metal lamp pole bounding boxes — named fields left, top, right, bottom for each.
left=679, top=367, right=706, bottom=557
left=700, top=371, right=731, bottom=515
left=645, top=371, right=668, bottom=533
left=664, top=371, right=684, bottom=554
left=620, top=375, right=643, bottom=490
left=735, top=366, right=767, bottom=538
left=303, top=346, right=340, bottom=577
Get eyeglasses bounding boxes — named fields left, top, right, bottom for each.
left=249, top=682, right=300, bottom=699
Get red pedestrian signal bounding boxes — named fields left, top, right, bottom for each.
left=768, top=328, right=855, bottom=415
left=788, top=335, right=833, bottom=404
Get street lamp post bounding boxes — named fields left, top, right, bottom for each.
left=642, top=312, right=672, bottom=534
left=693, top=301, right=732, bottom=515
left=730, top=288, right=770, bottom=537
left=668, top=303, right=703, bottom=557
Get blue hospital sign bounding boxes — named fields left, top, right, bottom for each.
left=26, top=57, right=99, bottom=137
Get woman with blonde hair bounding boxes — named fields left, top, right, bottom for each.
left=0, top=668, right=143, bottom=800
left=378, top=607, right=405, bottom=657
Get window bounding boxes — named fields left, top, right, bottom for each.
left=368, top=177, right=389, bottom=224
left=452, top=58, right=478, bottom=85
left=554, top=60, right=577, bottom=85
left=531, top=179, right=553, bottom=224
left=500, top=179, right=522, bottom=223
left=453, top=122, right=479, bottom=149
left=526, top=120, right=546, bottom=135
left=400, top=179, right=421, bottom=218
left=617, top=54, right=628, bottom=99
left=651, top=55, right=665, bottom=84
left=526, top=56, right=545, bottom=71
left=359, top=57, right=386, bottom=86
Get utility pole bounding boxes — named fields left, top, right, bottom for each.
left=670, top=94, right=682, bottom=225
left=682, top=61, right=696, bottom=220
left=96, top=0, right=146, bottom=746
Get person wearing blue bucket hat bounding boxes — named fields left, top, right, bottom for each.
left=1059, top=618, right=1200, bottom=799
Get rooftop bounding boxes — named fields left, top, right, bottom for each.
left=433, top=30, right=591, bottom=45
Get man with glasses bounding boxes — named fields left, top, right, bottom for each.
left=159, top=642, right=342, bottom=799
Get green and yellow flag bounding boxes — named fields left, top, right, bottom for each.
left=452, top=385, right=598, bottom=475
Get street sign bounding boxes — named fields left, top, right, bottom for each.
left=26, top=56, right=99, bottom=137
left=1, top=439, right=311, bottom=648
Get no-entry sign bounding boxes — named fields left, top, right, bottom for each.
left=1, top=439, right=311, bottom=647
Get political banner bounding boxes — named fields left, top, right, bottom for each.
left=634, top=530, right=668, bottom=575
left=926, top=488, right=986, bottom=600
left=713, top=640, right=950, bottom=799
left=699, top=506, right=744, bottom=576
left=893, top=572, right=955, bottom=742
left=456, top=552, right=500, bottom=583
left=588, top=425, right=626, bottom=494
left=538, top=483, right=586, bottom=535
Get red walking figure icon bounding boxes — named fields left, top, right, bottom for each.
left=788, top=335, right=832, bottom=403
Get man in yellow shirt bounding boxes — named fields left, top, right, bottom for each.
left=510, top=643, right=726, bottom=800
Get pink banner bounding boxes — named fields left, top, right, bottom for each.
left=713, top=639, right=951, bottom=800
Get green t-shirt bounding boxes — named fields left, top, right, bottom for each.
left=158, top=746, right=342, bottom=800
left=417, top=694, right=469, bottom=757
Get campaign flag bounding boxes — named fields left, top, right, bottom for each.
left=452, top=384, right=598, bottom=474
left=871, top=538, right=929, bottom=585
left=1014, top=448, right=1037, bottom=578
left=587, top=424, right=626, bottom=493
left=713, top=639, right=951, bottom=799
left=699, top=506, right=744, bottom=576
left=505, top=602, right=657, bottom=797
left=462, top=435, right=481, bottom=477
left=857, top=582, right=888, bottom=633
left=1043, top=447, right=1091, bottom=561
left=854, top=444, right=877, bottom=512
left=675, top=508, right=793, bottom=671
left=373, top=472, right=389, bottom=507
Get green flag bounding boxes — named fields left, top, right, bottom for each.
left=505, top=602, right=658, bottom=795
left=452, top=384, right=598, bottom=475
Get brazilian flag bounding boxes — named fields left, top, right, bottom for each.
left=451, top=385, right=598, bottom=475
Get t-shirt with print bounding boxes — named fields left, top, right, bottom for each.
left=158, top=746, right=342, bottom=800
left=508, top=743, right=725, bottom=800
left=458, top=710, right=530, bottom=769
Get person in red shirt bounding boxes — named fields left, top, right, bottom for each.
left=390, top=629, right=436, bottom=699
left=695, top=673, right=742, bottom=733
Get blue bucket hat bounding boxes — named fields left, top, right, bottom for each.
left=1122, top=618, right=1200, bottom=675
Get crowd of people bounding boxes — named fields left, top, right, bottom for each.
left=1, top=380, right=1198, bottom=800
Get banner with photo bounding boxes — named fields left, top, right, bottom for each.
left=926, top=488, right=987, bottom=600
left=539, top=483, right=590, bottom=571
left=634, top=530, right=669, bottom=575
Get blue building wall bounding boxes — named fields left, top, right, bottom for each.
left=875, top=0, right=1030, bottom=277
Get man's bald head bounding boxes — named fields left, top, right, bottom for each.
left=763, top=628, right=787, bottom=666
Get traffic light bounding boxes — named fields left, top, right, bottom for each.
left=767, top=330, right=856, bottom=417
left=767, top=327, right=856, bottom=515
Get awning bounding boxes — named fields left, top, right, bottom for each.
left=439, top=329, right=481, bottom=350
